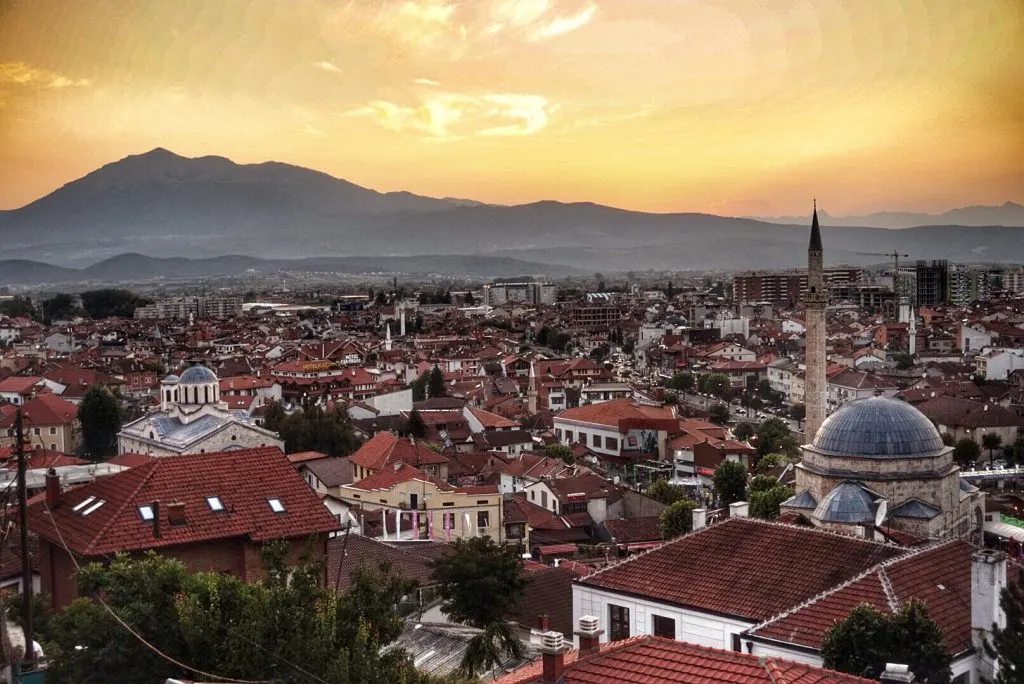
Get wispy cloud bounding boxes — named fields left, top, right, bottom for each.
left=530, top=2, right=597, bottom=40
left=346, top=91, right=553, bottom=139
left=376, top=1, right=461, bottom=49
left=301, top=124, right=327, bottom=137
left=413, top=78, right=442, bottom=86
left=0, top=62, right=92, bottom=89
left=313, top=60, right=342, bottom=74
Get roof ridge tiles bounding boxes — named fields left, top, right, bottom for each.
left=877, top=566, right=901, bottom=612
left=747, top=537, right=962, bottom=636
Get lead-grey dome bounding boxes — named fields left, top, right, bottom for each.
left=813, top=480, right=878, bottom=523
left=811, top=396, right=944, bottom=458
left=179, top=365, right=217, bottom=384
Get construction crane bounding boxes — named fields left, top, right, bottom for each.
left=857, top=251, right=910, bottom=301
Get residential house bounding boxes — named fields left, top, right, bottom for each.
left=0, top=393, right=79, bottom=453
left=553, top=400, right=677, bottom=471
left=26, top=446, right=341, bottom=609
left=348, top=431, right=451, bottom=483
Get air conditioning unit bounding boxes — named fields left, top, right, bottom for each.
left=578, top=615, right=600, bottom=634
left=542, top=631, right=564, bottom=652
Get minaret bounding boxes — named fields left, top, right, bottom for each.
left=804, top=200, right=827, bottom=443
left=385, top=323, right=392, bottom=352
left=400, top=306, right=406, bottom=337
left=909, top=309, right=917, bottom=356
left=527, top=360, right=538, bottom=415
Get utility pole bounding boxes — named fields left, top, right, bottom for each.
left=15, top=409, right=35, bottom=669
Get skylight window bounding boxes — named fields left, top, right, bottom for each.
left=72, top=496, right=96, bottom=512
left=206, top=496, right=224, bottom=512
left=81, top=499, right=106, bottom=516
left=138, top=505, right=154, bottom=522
left=267, top=497, right=285, bottom=514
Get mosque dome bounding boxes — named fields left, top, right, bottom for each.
left=811, top=396, right=944, bottom=458
left=179, top=365, right=218, bottom=385
left=812, top=480, right=878, bottom=523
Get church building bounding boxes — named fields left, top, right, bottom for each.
left=118, top=364, right=284, bottom=456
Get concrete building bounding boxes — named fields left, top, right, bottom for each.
left=483, top=281, right=556, bottom=307
left=134, top=295, right=243, bottom=320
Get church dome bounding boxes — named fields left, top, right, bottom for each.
left=162, top=374, right=180, bottom=384
left=811, top=396, right=944, bottom=458
left=179, top=365, right=218, bottom=385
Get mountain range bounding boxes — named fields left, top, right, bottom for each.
left=1, top=148, right=1022, bottom=275
left=755, top=202, right=1024, bottom=229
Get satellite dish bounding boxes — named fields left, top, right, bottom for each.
left=874, top=499, right=888, bottom=527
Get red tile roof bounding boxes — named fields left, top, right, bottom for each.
left=469, top=406, right=520, bottom=429
left=749, top=539, right=973, bottom=655
left=345, top=463, right=454, bottom=492
left=557, top=399, right=675, bottom=429
left=26, top=447, right=340, bottom=556
left=578, top=518, right=904, bottom=622
left=495, top=635, right=875, bottom=683
left=0, top=393, right=78, bottom=427
left=349, top=431, right=450, bottom=471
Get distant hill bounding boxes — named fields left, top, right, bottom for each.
left=2, top=148, right=1023, bottom=273
left=0, top=253, right=576, bottom=287
left=755, top=202, right=1024, bottom=229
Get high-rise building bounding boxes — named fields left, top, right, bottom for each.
left=732, top=268, right=861, bottom=306
left=804, top=203, right=827, bottom=443
left=914, top=260, right=949, bottom=307
left=948, top=264, right=992, bottom=305
left=482, top=281, right=556, bottom=306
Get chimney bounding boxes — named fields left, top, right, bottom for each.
left=972, top=549, right=1007, bottom=682
left=167, top=501, right=187, bottom=527
left=575, top=615, right=603, bottom=656
left=540, top=631, right=567, bottom=684
left=879, top=664, right=915, bottom=682
left=537, top=614, right=550, bottom=631
left=152, top=501, right=161, bottom=538
left=729, top=501, right=749, bottom=518
left=692, top=508, right=707, bottom=531
left=45, top=467, right=61, bottom=507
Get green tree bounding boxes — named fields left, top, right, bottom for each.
left=659, top=499, right=697, bottom=539
left=622, top=341, right=634, bottom=355
left=733, top=422, right=755, bottom=442
left=755, top=418, right=799, bottom=459
left=708, top=403, right=730, bottom=425
left=404, top=409, right=427, bottom=438
left=821, top=600, right=951, bottom=683
left=712, top=460, right=747, bottom=506
left=667, top=372, right=695, bottom=392
left=42, top=293, right=77, bottom=322
left=893, top=352, right=915, bottom=370
left=789, top=403, right=806, bottom=421
left=747, top=474, right=779, bottom=495
left=0, top=295, right=37, bottom=319
left=589, top=344, right=610, bottom=362
left=754, top=452, right=788, bottom=474
left=77, top=385, right=122, bottom=460
left=39, top=546, right=430, bottom=684
left=982, top=432, right=1003, bottom=465
left=263, top=402, right=362, bottom=457
left=544, top=443, right=574, bottom=464
left=940, top=432, right=956, bottom=447
left=80, top=289, right=152, bottom=319
left=646, top=479, right=686, bottom=506
left=757, top=379, right=776, bottom=401
left=428, top=365, right=446, bottom=398
left=953, top=438, right=981, bottom=467
left=410, top=373, right=428, bottom=402
left=748, top=484, right=794, bottom=519
left=985, top=564, right=1024, bottom=684
left=699, top=373, right=730, bottom=397
left=431, top=537, right=528, bottom=677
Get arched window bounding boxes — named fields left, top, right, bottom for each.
left=165, top=390, right=171, bottom=403
left=204, top=386, right=210, bottom=403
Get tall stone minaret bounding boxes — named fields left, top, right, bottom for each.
left=527, top=360, right=538, bottom=415
left=804, top=201, right=827, bottom=444
left=385, top=323, right=392, bottom=351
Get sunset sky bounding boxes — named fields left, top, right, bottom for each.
left=0, top=0, right=1021, bottom=215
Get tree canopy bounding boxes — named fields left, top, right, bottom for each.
left=708, top=403, right=731, bottom=425
left=263, top=401, right=362, bottom=457
left=665, top=372, right=695, bottom=392
left=985, top=564, right=1024, bottom=683
left=403, top=409, right=428, bottom=439
left=543, top=443, right=574, bottom=464
left=77, top=385, right=123, bottom=460
left=646, top=479, right=687, bottom=506
left=755, top=418, right=800, bottom=459
left=712, top=460, right=747, bottom=506
left=80, top=289, right=152, bottom=319
left=659, top=499, right=697, bottom=539
left=428, top=365, right=446, bottom=398
left=698, top=373, right=730, bottom=397
left=31, top=545, right=437, bottom=684
left=953, top=438, right=981, bottom=466
left=42, top=293, right=78, bottom=323
left=732, top=422, right=755, bottom=442
left=0, top=296, right=37, bottom=319
left=982, top=432, right=1004, bottom=463
left=821, top=600, right=952, bottom=683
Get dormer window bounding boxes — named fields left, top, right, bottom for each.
left=267, top=497, right=285, bottom=514
left=206, top=495, right=225, bottom=512
left=138, top=504, right=155, bottom=521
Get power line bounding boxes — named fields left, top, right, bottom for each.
left=43, top=504, right=269, bottom=684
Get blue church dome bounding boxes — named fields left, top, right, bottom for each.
left=811, top=396, right=944, bottom=458
left=179, top=365, right=218, bottom=385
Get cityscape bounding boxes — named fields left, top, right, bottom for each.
left=0, top=1, right=1023, bottom=683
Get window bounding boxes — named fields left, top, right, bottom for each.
left=592, top=433, right=600, bottom=447
left=541, top=491, right=548, bottom=509
left=33, top=427, right=40, bottom=436
left=564, top=501, right=587, bottom=515
left=267, top=497, right=285, bottom=514
left=72, top=496, right=97, bottom=512
left=606, top=436, right=618, bottom=450
left=530, top=491, right=535, bottom=501
left=609, top=604, right=630, bottom=641
left=49, top=427, right=57, bottom=435
left=477, top=511, right=490, bottom=528
left=555, top=429, right=562, bottom=439
left=206, top=496, right=225, bottom=512
left=81, top=499, right=106, bottom=516
left=137, top=504, right=155, bottom=521
left=652, top=615, right=676, bottom=639
left=564, top=431, right=573, bottom=443
left=507, top=523, right=525, bottom=539
left=578, top=432, right=587, bottom=445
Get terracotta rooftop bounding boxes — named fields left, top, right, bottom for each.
left=495, top=635, right=875, bottom=684
left=577, top=518, right=904, bottom=622
left=556, top=399, right=675, bottom=429
left=349, top=431, right=450, bottom=471
left=26, top=447, right=340, bottom=556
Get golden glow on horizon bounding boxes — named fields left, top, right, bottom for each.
left=0, top=0, right=1021, bottom=215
